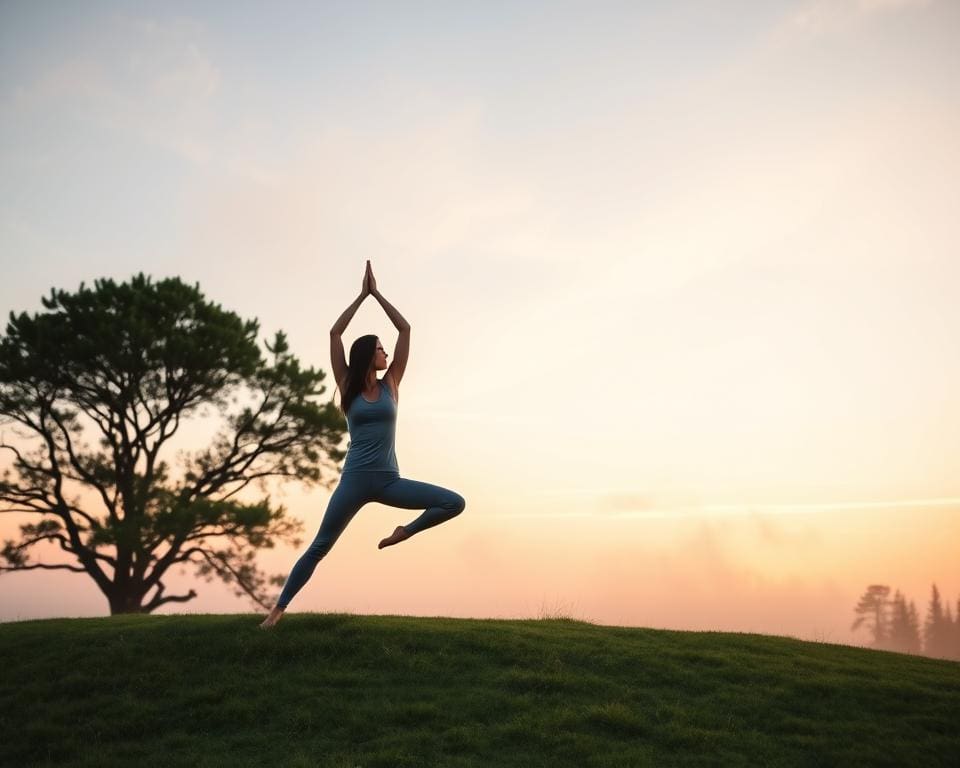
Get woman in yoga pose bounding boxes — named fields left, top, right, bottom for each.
left=259, top=260, right=466, bottom=629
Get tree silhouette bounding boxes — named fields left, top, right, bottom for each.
left=944, top=603, right=957, bottom=657
left=0, top=275, right=346, bottom=613
left=923, top=584, right=949, bottom=658
left=955, top=598, right=960, bottom=659
left=886, top=590, right=921, bottom=654
left=908, top=599, right=922, bottom=653
left=851, top=584, right=890, bottom=648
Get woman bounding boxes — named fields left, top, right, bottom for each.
left=259, top=260, right=466, bottom=629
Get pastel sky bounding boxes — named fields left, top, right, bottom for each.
left=1, top=0, right=958, bottom=647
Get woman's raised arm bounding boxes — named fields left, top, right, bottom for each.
left=365, top=261, right=410, bottom=332
left=329, top=267, right=370, bottom=386
left=365, top=261, right=411, bottom=386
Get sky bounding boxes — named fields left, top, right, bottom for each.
left=1, top=0, right=958, bottom=648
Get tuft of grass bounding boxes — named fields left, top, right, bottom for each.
left=534, top=595, right=585, bottom=622
left=1, top=612, right=958, bottom=767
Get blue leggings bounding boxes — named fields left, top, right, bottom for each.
left=276, top=471, right=466, bottom=609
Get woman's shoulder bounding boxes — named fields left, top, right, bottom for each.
left=382, top=375, right=398, bottom=403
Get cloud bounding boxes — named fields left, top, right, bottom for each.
left=503, top=492, right=960, bottom=520
left=2, top=13, right=221, bottom=166
left=748, top=512, right=823, bottom=548
left=596, top=493, right=656, bottom=515
left=128, top=18, right=220, bottom=104
left=856, top=0, right=931, bottom=11
left=783, top=0, right=934, bottom=37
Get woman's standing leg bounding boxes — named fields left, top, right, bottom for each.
left=260, top=474, right=370, bottom=628
left=374, top=477, right=465, bottom=548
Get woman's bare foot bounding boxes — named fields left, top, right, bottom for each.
left=378, top=525, right=411, bottom=549
left=259, top=606, right=285, bottom=630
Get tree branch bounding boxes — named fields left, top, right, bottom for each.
left=44, top=406, right=117, bottom=519
left=0, top=562, right=86, bottom=573
left=185, top=387, right=275, bottom=501
left=25, top=400, right=113, bottom=594
left=6, top=531, right=74, bottom=554
left=195, top=548, right=270, bottom=610
left=142, top=580, right=197, bottom=612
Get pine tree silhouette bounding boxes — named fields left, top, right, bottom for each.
left=887, top=590, right=921, bottom=654
left=850, top=584, right=959, bottom=660
left=955, top=598, right=960, bottom=659
left=907, top=599, right=922, bottom=654
left=852, top=585, right=891, bottom=649
left=944, top=603, right=957, bottom=660
left=923, top=584, right=948, bottom=658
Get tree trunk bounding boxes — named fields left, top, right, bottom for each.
left=107, top=587, right=147, bottom=615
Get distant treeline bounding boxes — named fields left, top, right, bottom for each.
left=853, top=583, right=960, bottom=659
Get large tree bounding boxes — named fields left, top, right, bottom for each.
left=0, top=275, right=346, bottom=614
left=851, top=584, right=891, bottom=648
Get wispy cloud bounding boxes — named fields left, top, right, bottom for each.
left=2, top=13, right=222, bottom=168
left=502, top=494, right=960, bottom=519
left=750, top=513, right=822, bottom=548
left=784, top=0, right=934, bottom=37
left=856, top=0, right=932, bottom=11
left=596, top=493, right=656, bottom=515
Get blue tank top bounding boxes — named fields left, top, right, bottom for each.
left=342, top=378, right=399, bottom=473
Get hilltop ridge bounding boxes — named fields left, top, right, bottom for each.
left=2, top=613, right=958, bottom=767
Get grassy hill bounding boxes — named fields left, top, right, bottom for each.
left=1, top=613, right=958, bottom=767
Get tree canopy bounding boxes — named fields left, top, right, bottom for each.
left=0, top=274, right=346, bottom=613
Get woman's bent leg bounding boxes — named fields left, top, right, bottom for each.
left=275, top=476, right=369, bottom=609
left=375, top=477, right=466, bottom=537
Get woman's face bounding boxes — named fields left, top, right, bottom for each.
left=373, top=339, right=389, bottom=371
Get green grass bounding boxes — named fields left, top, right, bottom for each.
left=2, top=613, right=958, bottom=767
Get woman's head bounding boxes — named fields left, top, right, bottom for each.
left=340, top=334, right=388, bottom=416
left=369, top=338, right=388, bottom=372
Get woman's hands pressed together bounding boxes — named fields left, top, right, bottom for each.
left=359, top=258, right=406, bottom=330
left=363, top=260, right=378, bottom=298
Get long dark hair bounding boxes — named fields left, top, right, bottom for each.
left=339, top=334, right=378, bottom=417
